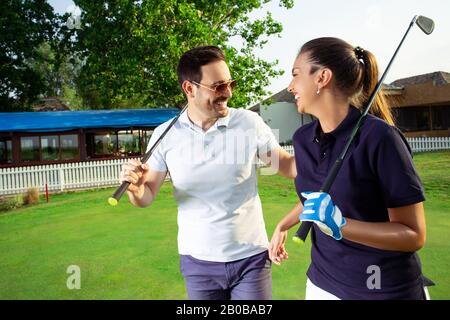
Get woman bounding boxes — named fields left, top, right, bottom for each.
left=269, top=37, right=429, bottom=300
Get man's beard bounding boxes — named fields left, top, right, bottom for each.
left=213, top=97, right=229, bottom=117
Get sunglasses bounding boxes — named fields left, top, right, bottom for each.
left=191, top=79, right=237, bottom=93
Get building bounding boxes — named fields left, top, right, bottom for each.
left=390, top=71, right=450, bottom=137
left=0, top=109, right=179, bottom=168
left=250, top=89, right=312, bottom=144
left=32, top=97, right=71, bottom=112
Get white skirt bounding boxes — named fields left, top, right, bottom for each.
left=305, top=278, right=431, bottom=300
left=305, top=278, right=340, bottom=300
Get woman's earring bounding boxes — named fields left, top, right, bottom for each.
left=316, top=87, right=320, bottom=95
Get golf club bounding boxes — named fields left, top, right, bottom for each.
left=108, top=103, right=188, bottom=206
left=293, top=15, right=435, bottom=244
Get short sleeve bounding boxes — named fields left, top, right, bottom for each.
left=145, top=126, right=168, bottom=172
left=374, top=127, right=425, bottom=208
left=254, top=113, right=280, bottom=156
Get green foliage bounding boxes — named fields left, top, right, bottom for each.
left=26, top=42, right=83, bottom=101
left=0, top=0, right=57, bottom=111
left=60, top=84, right=83, bottom=109
left=64, top=0, right=294, bottom=109
left=0, top=195, right=23, bottom=212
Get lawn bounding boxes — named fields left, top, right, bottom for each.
left=0, top=151, right=449, bottom=299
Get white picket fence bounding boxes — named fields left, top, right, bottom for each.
left=282, top=145, right=295, bottom=155
left=0, top=137, right=449, bottom=196
left=406, top=137, right=450, bottom=153
left=280, top=138, right=450, bottom=154
left=0, top=158, right=138, bottom=196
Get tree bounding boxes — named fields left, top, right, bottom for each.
left=66, top=0, right=294, bottom=109
left=26, top=41, right=84, bottom=108
left=0, top=0, right=57, bottom=111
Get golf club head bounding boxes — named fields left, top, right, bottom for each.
left=416, top=15, right=435, bottom=35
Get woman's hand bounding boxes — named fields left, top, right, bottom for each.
left=269, top=227, right=289, bottom=265
left=300, top=191, right=346, bottom=240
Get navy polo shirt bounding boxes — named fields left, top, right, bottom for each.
left=293, top=106, right=426, bottom=300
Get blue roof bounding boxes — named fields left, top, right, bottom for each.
left=0, top=109, right=180, bottom=133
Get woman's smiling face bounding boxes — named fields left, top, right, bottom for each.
left=287, top=52, right=322, bottom=115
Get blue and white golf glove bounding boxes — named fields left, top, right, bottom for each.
left=300, top=192, right=346, bottom=240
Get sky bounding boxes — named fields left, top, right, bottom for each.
left=49, top=0, right=450, bottom=97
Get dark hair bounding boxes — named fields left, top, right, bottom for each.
left=299, top=37, right=394, bottom=125
left=176, top=46, right=226, bottom=87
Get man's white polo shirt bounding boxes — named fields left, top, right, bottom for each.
left=146, top=107, right=280, bottom=262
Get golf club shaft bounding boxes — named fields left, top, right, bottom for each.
left=293, top=16, right=420, bottom=242
left=109, top=103, right=188, bottom=204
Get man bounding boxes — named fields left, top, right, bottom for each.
left=120, top=46, right=295, bottom=300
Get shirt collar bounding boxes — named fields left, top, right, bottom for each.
left=312, top=106, right=362, bottom=142
left=178, top=109, right=193, bottom=128
left=178, top=107, right=231, bottom=130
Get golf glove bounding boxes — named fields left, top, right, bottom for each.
left=300, top=192, right=346, bottom=240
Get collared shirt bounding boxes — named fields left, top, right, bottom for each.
left=293, top=106, right=426, bottom=299
left=147, top=107, right=280, bottom=262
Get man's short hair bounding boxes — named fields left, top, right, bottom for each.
left=177, top=46, right=226, bottom=87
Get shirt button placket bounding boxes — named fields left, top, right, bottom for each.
left=204, top=134, right=214, bottom=159
left=317, top=141, right=329, bottom=174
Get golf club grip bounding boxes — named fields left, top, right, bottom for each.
left=109, top=148, right=157, bottom=205
left=111, top=180, right=131, bottom=202
left=295, top=221, right=314, bottom=241
left=294, top=159, right=344, bottom=241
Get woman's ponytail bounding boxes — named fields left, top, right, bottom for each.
left=355, top=48, right=395, bottom=126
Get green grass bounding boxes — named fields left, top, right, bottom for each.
left=0, top=151, right=449, bottom=299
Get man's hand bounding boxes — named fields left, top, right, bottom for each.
left=300, top=192, right=346, bottom=240
left=119, top=159, right=149, bottom=195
